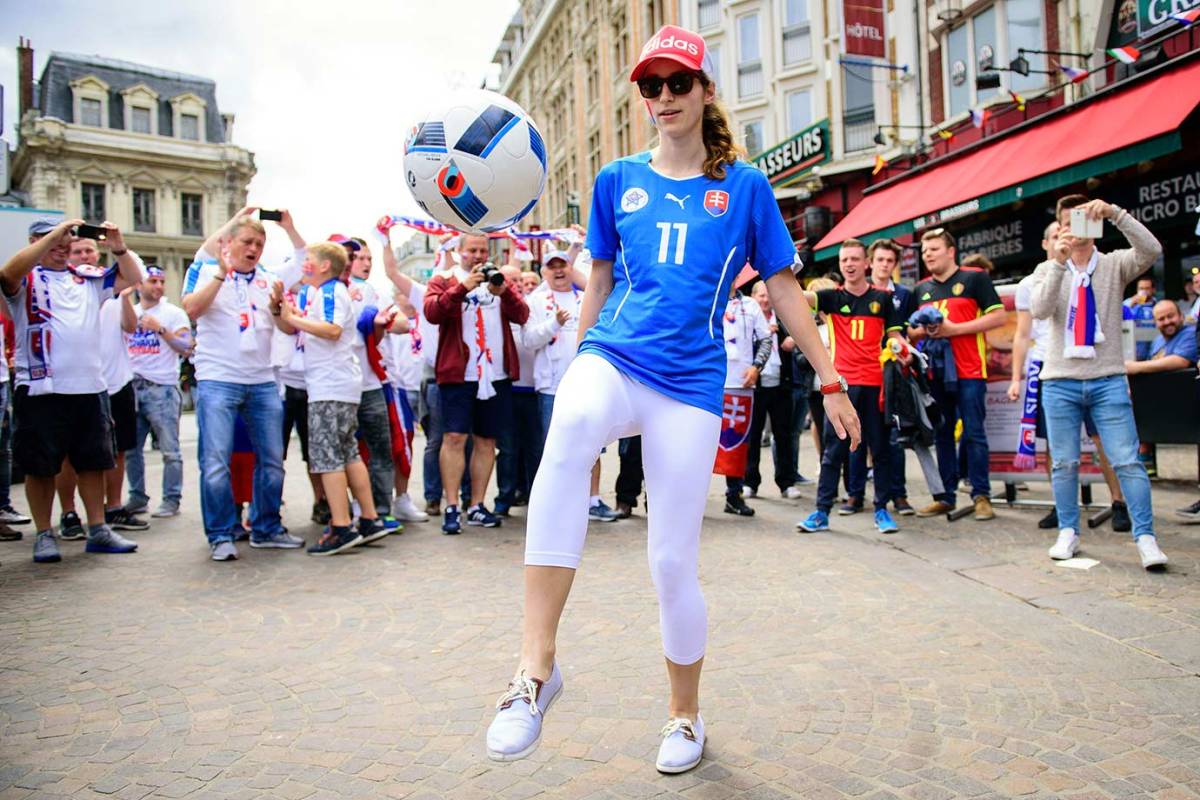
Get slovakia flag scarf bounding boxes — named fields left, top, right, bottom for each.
left=1064, top=250, right=1104, bottom=359
left=356, top=306, right=411, bottom=477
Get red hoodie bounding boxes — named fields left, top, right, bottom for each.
left=424, top=272, right=529, bottom=386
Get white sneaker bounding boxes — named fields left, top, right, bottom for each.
left=1048, top=528, right=1080, bottom=560
left=656, top=715, right=705, bottom=774
left=782, top=486, right=803, bottom=499
left=486, top=663, right=563, bottom=761
left=391, top=493, right=429, bottom=522
left=1136, top=535, right=1168, bottom=569
left=741, top=486, right=757, bottom=499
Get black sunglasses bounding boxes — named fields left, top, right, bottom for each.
left=637, top=71, right=699, bottom=99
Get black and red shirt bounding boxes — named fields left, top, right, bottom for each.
left=815, top=287, right=902, bottom=387
left=913, top=267, right=1003, bottom=380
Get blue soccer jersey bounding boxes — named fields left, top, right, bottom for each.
left=579, top=153, right=799, bottom=416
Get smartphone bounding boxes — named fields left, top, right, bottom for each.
left=259, top=209, right=283, bottom=222
left=1070, top=208, right=1103, bottom=239
left=74, top=223, right=108, bottom=240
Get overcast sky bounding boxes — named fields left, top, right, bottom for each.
left=0, top=0, right=518, bottom=292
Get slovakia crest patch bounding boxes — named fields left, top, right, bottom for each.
left=704, top=190, right=729, bottom=218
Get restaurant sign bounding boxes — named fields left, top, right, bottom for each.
left=753, top=119, right=832, bottom=188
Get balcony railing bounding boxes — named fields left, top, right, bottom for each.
left=738, top=61, right=763, bottom=99
left=843, top=108, right=876, bottom=152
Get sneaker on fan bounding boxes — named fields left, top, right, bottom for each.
left=1048, top=528, right=1079, bottom=560
left=1135, top=535, right=1168, bottom=569
left=392, top=494, right=429, bottom=522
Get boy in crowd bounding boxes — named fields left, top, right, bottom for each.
left=272, top=243, right=387, bottom=555
left=1, top=219, right=146, bottom=563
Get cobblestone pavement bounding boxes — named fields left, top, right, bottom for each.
left=2, top=417, right=1199, bottom=800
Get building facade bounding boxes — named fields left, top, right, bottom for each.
left=11, top=42, right=255, bottom=299
left=492, top=0, right=676, bottom=237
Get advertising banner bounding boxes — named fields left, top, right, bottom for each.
left=842, top=0, right=887, bottom=59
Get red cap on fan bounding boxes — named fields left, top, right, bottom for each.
left=629, top=25, right=710, bottom=82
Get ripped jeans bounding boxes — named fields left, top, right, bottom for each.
left=1042, top=375, right=1154, bottom=539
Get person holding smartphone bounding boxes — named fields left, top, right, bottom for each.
left=484, top=25, right=859, bottom=774
left=0, top=218, right=147, bottom=563
left=1029, top=195, right=1168, bottom=569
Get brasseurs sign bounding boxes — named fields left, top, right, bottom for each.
left=752, top=119, right=832, bottom=188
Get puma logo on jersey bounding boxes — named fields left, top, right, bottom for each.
left=665, top=193, right=690, bottom=210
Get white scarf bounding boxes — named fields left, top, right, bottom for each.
left=1064, top=249, right=1104, bottom=360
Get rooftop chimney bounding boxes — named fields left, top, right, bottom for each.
left=18, top=37, right=34, bottom=121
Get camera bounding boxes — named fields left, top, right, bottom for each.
left=478, top=263, right=506, bottom=288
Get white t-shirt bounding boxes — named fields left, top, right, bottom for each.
left=348, top=277, right=385, bottom=392
left=184, top=249, right=303, bottom=385
left=300, top=279, right=361, bottom=404
left=452, top=268, right=508, bottom=383
left=1015, top=275, right=1048, bottom=364
left=6, top=264, right=116, bottom=395
left=273, top=285, right=308, bottom=391
left=386, top=312, right=425, bottom=392
left=100, top=297, right=133, bottom=394
left=520, top=285, right=582, bottom=394
left=407, top=282, right=439, bottom=376
left=128, top=300, right=190, bottom=386
left=723, top=295, right=770, bottom=389
left=760, top=308, right=782, bottom=388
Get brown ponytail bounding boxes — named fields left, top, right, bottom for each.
left=699, top=74, right=745, bottom=180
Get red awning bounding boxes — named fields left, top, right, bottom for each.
left=815, top=58, right=1200, bottom=254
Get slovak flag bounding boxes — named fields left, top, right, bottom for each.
left=713, top=389, right=754, bottom=477
left=704, top=190, right=729, bottom=218
left=1172, top=7, right=1200, bottom=24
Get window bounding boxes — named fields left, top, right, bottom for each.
left=698, top=0, right=720, bottom=30
left=588, top=129, right=602, bottom=180
left=181, top=193, right=203, bottom=236
left=737, top=13, right=763, bottom=99
left=973, top=8, right=1000, bottom=101
left=708, top=43, right=723, bottom=93
left=585, top=49, right=599, bottom=103
left=80, top=98, right=102, bottom=127
left=81, top=183, right=105, bottom=222
left=842, top=65, right=876, bottom=151
left=133, top=189, right=156, bottom=232
left=786, top=89, right=813, bottom=135
left=644, top=0, right=664, bottom=33
left=131, top=106, right=152, bottom=134
left=946, top=24, right=971, bottom=117
left=743, top=119, right=764, bottom=156
left=943, top=0, right=1046, bottom=117
left=612, top=11, right=629, bottom=74
left=180, top=113, right=200, bottom=141
left=783, top=0, right=812, bottom=66
left=1005, top=0, right=1046, bottom=93
left=615, top=100, right=630, bottom=155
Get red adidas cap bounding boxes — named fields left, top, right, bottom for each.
left=630, top=25, right=710, bottom=82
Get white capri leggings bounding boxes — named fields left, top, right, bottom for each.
left=525, top=353, right=721, bottom=665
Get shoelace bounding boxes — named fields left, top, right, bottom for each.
left=496, top=673, right=542, bottom=716
left=660, top=717, right=697, bottom=741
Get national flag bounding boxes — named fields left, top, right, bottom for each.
left=1106, top=46, right=1140, bottom=64
left=1171, top=7, right=1200, bottom=24
left=872, top=154, right=887, bottom=175
left=970, top=107, right=989, bottom=128
left=937, top=129, right=954, bottom=141
left=1059, top=64, right=1089, bottom=83
left=1008, top=90, right=1026, bottom=111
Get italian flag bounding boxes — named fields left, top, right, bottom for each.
left=1107, top=46, right=1140, bottom=64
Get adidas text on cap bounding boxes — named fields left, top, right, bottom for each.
left=630, top=25, right=709, bottom=82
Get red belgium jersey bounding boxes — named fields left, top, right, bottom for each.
left=815, top=287, right=902, bottom=387
left=913, top=267, right=1003, bottom=380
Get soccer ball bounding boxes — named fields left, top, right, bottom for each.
left=403, top=90, right=547, bottom=234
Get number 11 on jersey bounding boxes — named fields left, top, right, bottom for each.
left=655, top=222, right=688, bottom=265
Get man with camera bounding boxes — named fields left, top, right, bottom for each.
left=183, top=207, right=307, bottom=561
left=424, top=233, right=529, bottom=534
left=1, top=218, right=147, bottom=563
left=1029, top=195, right=1167, bottom=569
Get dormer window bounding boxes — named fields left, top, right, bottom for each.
left=131, top=106, right=152, bottom=134
left=180, top=113, right=200, bottom=140
left=120, top=83, right=160, bottom=135
left=80, top=98, right=102, bottom=127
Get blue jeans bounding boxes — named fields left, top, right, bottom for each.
left=930, top=377, right=990, bottom=505
left=1042, top=375, right=1154, bottom=539
left=125, top=378, right=183, bottom=508
left=195, top=380, right=285, bottom=545
left=420, top=380, right=469, bottom=505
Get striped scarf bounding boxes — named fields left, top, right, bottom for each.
left=1064, top=250, right=1104, bottom=359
